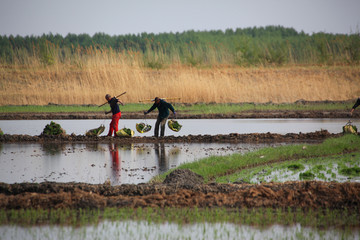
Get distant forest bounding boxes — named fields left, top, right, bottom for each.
left=1, top=26, right=359, bottom=67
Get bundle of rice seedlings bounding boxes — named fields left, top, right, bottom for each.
left=168, top=120, right=182, bottom=132
left=343, top=121, right=358, bottom=134
left=116, top=128, right=135, bottom=137
left=86, top=124, right=105, bottom=136
left=136, top=122, right=152, bottom=133
left=41, top=121, right=66, bottom=136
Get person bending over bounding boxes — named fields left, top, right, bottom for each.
left=144, top=97, right=176, bottom=137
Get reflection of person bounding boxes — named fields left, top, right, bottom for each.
left=109, top=143, right=120, bottom=182
left=350, top=97, right=360, bottom=116
left=105, top=94, right=124, bottom=136
left=144, top=97, right=176, bottom=137
left=154, top=143, right=168, bottom=172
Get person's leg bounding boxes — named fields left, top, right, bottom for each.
left=108, top=117, right=115, bottom=136
left=113, top=112, right=121, bottom=136
left=160, top=117, right=168, bottom=137
left=154, top=117, right=161, bottom=137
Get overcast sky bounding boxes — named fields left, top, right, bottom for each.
left=1, top=0, right=359, bottom=37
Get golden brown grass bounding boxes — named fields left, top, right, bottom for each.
left=1, top=53, right=359, bottom=105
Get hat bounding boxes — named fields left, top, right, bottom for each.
left=152, top=97, right=160, bottom=102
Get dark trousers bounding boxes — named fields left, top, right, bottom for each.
left=154, top=116, right=168, bottom=137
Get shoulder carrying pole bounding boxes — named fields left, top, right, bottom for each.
left=98, top=91, right=127, bottom=107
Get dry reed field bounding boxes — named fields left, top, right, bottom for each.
left=1, top=54, right=360, bottom=105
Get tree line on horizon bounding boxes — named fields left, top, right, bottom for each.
left=0, top=25, right=359, bottom=67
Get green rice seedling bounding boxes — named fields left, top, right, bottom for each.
left=299, top=171, right=315, bottom=180
left=41, top=121, right=66, bottom=136
left=340, top=167, right=360, bottom=177
left=286, top=163, right=305, bottom=171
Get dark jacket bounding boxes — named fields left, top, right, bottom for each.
left=146, top=99, right=175, bottom=119
left=352, top=98, right=360, bottom=110
left=108, top=97, right=120, bottom=115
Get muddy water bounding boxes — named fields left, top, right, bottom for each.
left=0, top=142, right=289, bottom=185
left=1, top=118, right=359, bottom=136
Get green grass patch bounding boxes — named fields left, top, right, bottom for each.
left=153, top=134, right=360, bottom=183
left=0, top=102, right=353, bottom=114
left=0, top=207, right=358, bottom=230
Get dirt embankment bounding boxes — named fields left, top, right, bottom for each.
left=0, top=130, right=340, bottom=144
left=0, top=170, right=359, bottom=209
left=0, top=110, right=357, bottom=120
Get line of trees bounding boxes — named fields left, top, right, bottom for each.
left=0, top=26, right=359, bottom=67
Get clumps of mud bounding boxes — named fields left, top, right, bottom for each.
left=0, top=130, right=341, bottom=143
left=0, top=180, right=359, bottom=210
left=163, top=169, right=204, bottom=185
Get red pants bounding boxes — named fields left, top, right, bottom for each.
left=108, top=112, right=121, bottom=136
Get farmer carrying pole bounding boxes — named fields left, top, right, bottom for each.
left=105, top=93, right=124, bottom=137
left=144, top=97, right=176, bottom=138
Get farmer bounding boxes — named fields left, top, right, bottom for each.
left=350, top=97, right=360, bottom=115
left=105, top=94, right=124, bottom=136
left=144, top=97, right=176, bottom=137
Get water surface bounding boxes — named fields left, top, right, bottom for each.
left=1, top=118, right=358, bottom=136
left=0, top=142, right=288, bottom=185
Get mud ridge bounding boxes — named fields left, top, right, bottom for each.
left=0, top=110, right=358, bottom=120
left=0, top=180, right=359, bottom=209
left=0, top=130, right=341, bottom=143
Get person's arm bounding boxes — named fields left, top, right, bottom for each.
left=144, top=103, right=157, bottom=115
left=168, top=103, right=176, bottom=117
left=350, top=98, right=360, bottom=115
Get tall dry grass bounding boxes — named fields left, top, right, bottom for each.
left=1, top=49, right=359, bottom=105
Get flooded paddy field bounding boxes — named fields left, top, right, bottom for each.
left=1, top=118, right=359, bottom=239
left=0, top=142, right=289, bottom=185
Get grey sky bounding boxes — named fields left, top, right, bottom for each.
left=0, top=0, right=359, bottom=37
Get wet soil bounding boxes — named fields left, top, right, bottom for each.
left=0, top=110, right=357, bottom=120
left=0, top=169, right=359, bottom=209
left=0, top=130, right=341, bottom=143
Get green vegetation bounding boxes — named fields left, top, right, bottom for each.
left=0, top=128, right=3, bottom=135
left=153, top=134, right=360, bottom=183
left=85, top=124, right=105, bottom=136
left=0, top=101, right=354, bottom=114
left=0, top=207, right=358, bottom=229
left=168, top=119, right=182, bottom=132
left=1, top=26, right=359, bottom=66
left=41, top=121, right=65, bottom=136
left=340, top=166, right=360, bottom=177
left=219, top=152, right=360, bottom=184
left=299, top=171, right=316, bottom=180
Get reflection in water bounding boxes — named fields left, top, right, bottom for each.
left=42, top=143, right=65, bottom=155
left=154, top=143, right=169, bottom=172
left=109, top=143, right=121, bottom=183
left=0, top=142, right=304, bottom=185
